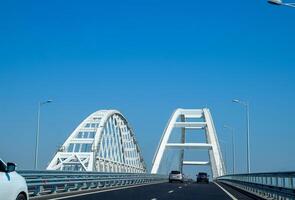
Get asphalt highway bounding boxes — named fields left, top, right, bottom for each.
left=52, top=182, right=256, bottom=200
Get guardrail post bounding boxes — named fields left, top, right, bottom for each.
left=289, top=177, right=294, bottom=188
left=275, top=176, right=279, bottom=187
left=64, top=183, right=70, bottom=192
left=282, top=177, right=286, bottom=188
left=51, top=185, right=57, bottom=194
left=32, top=185, right=41, bottom=196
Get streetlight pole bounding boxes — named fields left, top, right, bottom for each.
left=34, top=100, right=52, bottom=169
left=219, top=139, right=228, bottom=174
left=223, top=125, right=236, bottom=174
left=232, top=99, right=250, bottom=173
left=268, top=0, right=295, bottom=7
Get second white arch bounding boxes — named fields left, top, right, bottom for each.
left=151, top=108, right=226, bottom=179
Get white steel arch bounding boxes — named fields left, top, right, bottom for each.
left=151, top=108, right=226, bottom=179
left=47, top=110, right=147, bottom=173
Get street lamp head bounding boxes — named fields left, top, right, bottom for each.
left=40, top=99, right=53, bottom=105
left=268, top=0, right=283, bottom=5
left=232, top=99, right=248, bottom=106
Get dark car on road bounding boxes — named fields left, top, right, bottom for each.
left=196, top=172, right=209, bottom=183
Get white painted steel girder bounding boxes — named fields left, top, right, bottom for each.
left=174, top=122, right=207, bottom=129
left=151, top=108, right=226, bottom=179
left=183, top=161, right=210, bottom=165
left=165, top=143, right=212, bottom=149
left=47, top=110, right=146, bottom=173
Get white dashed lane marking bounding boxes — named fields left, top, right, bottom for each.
left=168, top=190, right=174, bottom=193
left=178, top=186, right=182, bottom=189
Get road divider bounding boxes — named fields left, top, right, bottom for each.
left=17, top=170, right=167, bottom=199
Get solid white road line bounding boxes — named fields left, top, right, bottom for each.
left=50, top=182, right=165, bottom=200
left=214, top=182, right=238, bottom=200
left=168, top=190, right=174, bottom=193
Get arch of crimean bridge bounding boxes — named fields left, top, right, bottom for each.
left=47, top=110, right=147, bottom=173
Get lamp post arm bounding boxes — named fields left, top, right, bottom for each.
left=284, top=3, right=295, bottom=7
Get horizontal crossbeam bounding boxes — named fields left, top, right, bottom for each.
left=174, top=122, right=206, bottom=129
left=70, top=139, right=94, bottom=144
left=177, top=109, right=204, bottom=118
left=166, top=143, right=212, bottom=149
left=183, top=161, right=210, bottom=165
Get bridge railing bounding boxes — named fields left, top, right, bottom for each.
left=18, top=170, right=168, bottom=198
left=216, top=171, right=295, bottom=199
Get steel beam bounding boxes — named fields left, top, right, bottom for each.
left=166, top=143, right=212, bottom=149
left=174, top=122, right=206, bottom=129
left=183, top=161, right=210, bottom=165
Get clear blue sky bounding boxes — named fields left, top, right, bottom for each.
left=0, top=1, right=295, bottom=174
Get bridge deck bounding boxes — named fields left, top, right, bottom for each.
left=51, top=182, right=255, bottom=200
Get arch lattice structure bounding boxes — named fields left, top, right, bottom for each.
left=47, top=110, right=147, bottom=173
left=151, top=108, right=226, bottom=179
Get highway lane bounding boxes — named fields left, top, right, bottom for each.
left=53, top=182, right=255, bottom=200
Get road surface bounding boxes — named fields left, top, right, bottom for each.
left=52, top=182, right=255, bottom=200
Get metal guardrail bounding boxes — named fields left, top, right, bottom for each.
left=18, top=170, right=168, bottom=198
left=216, top=172, right=295, bottom=200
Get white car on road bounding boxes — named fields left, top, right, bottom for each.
left=0, top=159, right=28, bottom=200
left=169, top=170, right=184, bottom=183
